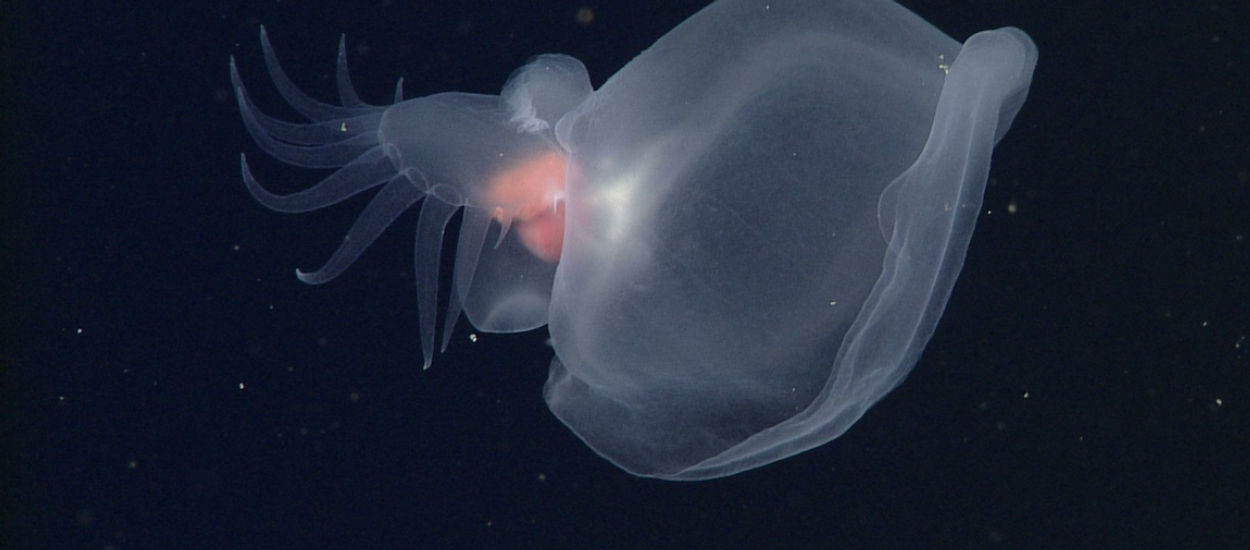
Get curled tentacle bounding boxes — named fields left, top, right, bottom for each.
left=240, top=148, right=394, bottom=213
left=295, top=176, right=424, bottom=285
left=258, top=25, right=377, bottom=122
left=231, top=60, right=380, bottom=145
left=335, top=34, right=367, bottom=108
left=413, top=198, right=460, bottom=369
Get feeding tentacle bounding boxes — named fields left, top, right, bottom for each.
left=230, top=60, right=380, bottom=145
left=412, top=198, right=460, bottom=369
left=444, top=208, right=493, bottom=352
left=240, top=148, right=394, bottom=213
left=335, top=34, right=366, bottom=108
left=257, top=26, right=378, bottom=122
left=232, top=64, right=379, bottom=168
left=295, top=176, right=423, bottom=285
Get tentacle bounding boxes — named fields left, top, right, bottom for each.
left=236, top=98, right=378, bottom=168
left=240, top=148, right=394, bottom=213
left=336, top=34, right=367, bottom=107
left=443, top=207, right=492, bottom=353
left=259, top=26, right=375, bottom=121
left=234, top=73, right=379, bottom=168
left=492, top=213, right=514, bottom=249
left=295, top=176, right=423, bottom=284
left=393, top=78, right=405, bottom=104
left=230, top=57, right=381, bottom=146
left=413, top=198, right=460, bottom=369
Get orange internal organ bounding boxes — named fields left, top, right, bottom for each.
left=486, top=151, right=568, bottom=263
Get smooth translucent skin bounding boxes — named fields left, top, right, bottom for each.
left=233, top=0, right=1036, bottom=480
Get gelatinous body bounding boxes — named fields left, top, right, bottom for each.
left=233, top=0, right=1036, bottom=479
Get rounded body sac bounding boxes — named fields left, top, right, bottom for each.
left=543, top=1, right=1035, bottom=479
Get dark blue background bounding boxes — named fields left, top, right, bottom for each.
left=4, top=1, right=1247, bottom=548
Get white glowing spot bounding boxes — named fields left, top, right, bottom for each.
left=598, top=169, right=645, bottom=246
left=591, top=136, right=676, bottom=250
